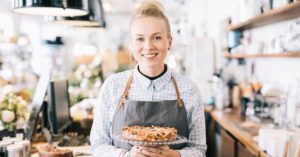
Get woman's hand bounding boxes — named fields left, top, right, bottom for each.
left=138, top=145, right=180, bottom=157
left=129, top=145, right=150, bottom=157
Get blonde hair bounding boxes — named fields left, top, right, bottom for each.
left=131, top=0, right=171, bottom=38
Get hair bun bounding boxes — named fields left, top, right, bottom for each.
left=136, top=0, right=165, bottom=15
left=131, top=0, right=171, bottom=38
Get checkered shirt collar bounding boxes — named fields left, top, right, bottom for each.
left=132, top=65, right=172, bottom=91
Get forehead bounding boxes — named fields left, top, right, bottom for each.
left=131, top=17, right=168, bottom=36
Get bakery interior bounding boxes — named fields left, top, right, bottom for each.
left=0, top=0, right=300, bottom=156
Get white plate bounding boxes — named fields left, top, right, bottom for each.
left=113, top=134, right=187, bottom=146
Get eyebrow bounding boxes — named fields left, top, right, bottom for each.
left=135, top=32, right=163, bottom=36
left=152, top=32, right=162, bottom=35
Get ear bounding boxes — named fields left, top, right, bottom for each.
left=129, top=42, right=132, bottom=50
left=168, top=36, right=172, bottom=50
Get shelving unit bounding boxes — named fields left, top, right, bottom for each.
left=229, top=1, right=300, bottom=31
left=218, top=3, right=300, bottom=157
left=224, top=52, right=300, bottom=59
left=226, top=1, right=300, bottom=59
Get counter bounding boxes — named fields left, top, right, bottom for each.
left=205, top=106, right=269, bottom=157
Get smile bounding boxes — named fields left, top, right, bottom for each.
left=142, top=53, right=158, bottom=58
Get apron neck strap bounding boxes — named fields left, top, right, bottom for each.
left=171, top=75, right=184, bottom=108
left=117, top=72, right=133, bottom=109
left=117, top=72, right=184, bottom=109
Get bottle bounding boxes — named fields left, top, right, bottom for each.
left=287, top=79, right=300, bottom=128
left=249, top=62, right=261, bottom=94
left=295, top=80, right=300, bottom=128
left=273, top=96, right=289, bottom=128
left=240, top=80, right=252, bottom=116
left=246, top=101, right=255, bottom=118
left=296, top=103, right=300, bottom=128
left=213, top=75, right=224, bottom=110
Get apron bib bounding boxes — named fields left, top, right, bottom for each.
left=112, top=73, right=189, bottom=150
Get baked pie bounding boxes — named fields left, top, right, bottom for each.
left=38, top=145, right=73, bottom=157
left=122, top=125, right=177, bottom=142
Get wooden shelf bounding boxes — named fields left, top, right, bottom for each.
left=229, top=1, right=300, bottom=31
left=224, top=52, right=300, bottom=59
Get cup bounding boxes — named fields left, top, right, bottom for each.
left=6, top=144, right=24, bottom=157
left=14, top=140, right=30, bottom=157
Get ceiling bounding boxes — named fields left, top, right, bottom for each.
left=3, top=0, right=186, bottom=14
left=100, top=0, right=186, bottom=15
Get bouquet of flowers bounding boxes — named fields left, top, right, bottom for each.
left=0, top=93, right=29, bottom=131
left=69, top=59, right=102, bottom=105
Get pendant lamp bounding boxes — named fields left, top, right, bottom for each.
left=12, top=0, right=89, bottom=17
left=50, top=0, right=106, bottom=27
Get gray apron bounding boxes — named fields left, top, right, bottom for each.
left=112, top=73, right=189, bottom=150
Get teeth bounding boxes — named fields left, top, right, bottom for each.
left=142, top=53, right=157, bottom=57
left=142, top=53, right=158, bottom=58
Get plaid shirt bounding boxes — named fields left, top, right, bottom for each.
left=90, top=66, right=207, bottom=157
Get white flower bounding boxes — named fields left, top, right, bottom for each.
left=70, top=105, right=87, bottom=121
left=2, top=110, right=15, bottom=123
left=16, top=118, right=25, bottom=128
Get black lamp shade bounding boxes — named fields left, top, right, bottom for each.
left=51, top=0, right=106, bottom=27
left=12, top=0, right=89, bottom=16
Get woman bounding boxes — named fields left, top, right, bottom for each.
left=90, top=1, right=207, bottom=157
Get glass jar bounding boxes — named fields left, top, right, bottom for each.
left=6, top=144, right=24, bottom=157
left=273, top=97, right=289, bottom=128
left=246, top=101, right=255, bottom=119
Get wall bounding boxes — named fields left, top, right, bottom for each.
left=199, top=0, right=300, bottom=85
left=199, top=0, right=300, bottom=121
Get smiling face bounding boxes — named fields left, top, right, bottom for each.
left=130, top=17, right=172, bottom=72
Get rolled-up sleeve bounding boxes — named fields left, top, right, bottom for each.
left=90, top=78, right=127, bottom=157
left=178, top=82, right=207, bottom=157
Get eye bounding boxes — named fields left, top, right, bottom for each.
left=136, top=37, right=144, bottom=42
left=153, top=36, right=162, bottom=41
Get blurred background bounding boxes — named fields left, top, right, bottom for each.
left=0, top=0, right=300, bottom=156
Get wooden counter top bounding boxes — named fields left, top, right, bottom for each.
left=205, top=107, right=269, bottom=157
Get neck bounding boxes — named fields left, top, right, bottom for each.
left=139, top=64, right=165, bottom=77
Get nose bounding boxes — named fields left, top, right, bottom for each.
left=143, top=39, right=153, bottom=51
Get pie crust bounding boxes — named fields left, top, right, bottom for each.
left=122, top=125, right=177, bottom=142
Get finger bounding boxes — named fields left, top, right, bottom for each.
left=157, top=145, right=169, bottom=150
left=138, top=146, right=150, bottom=149
left=135, top=146, right=144, bottom=151
left=131, top=152, right=149, bottom=157
left=130, top=146, right=143, bottom=156
left=142, top=147, right=162, bottom=154
left=131, top=149, right=149, bottom=157
left=141, top=149, right=162, bottom=157
left=136, top=153, right=149, bottom=157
